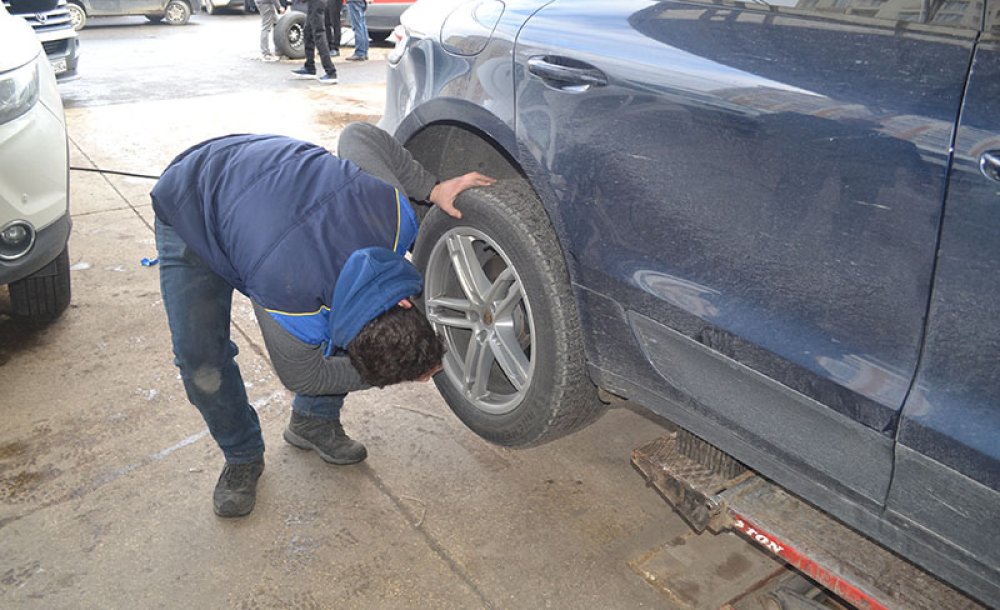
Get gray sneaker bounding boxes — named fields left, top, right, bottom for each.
left=213, top=459, right=264, bottom=518
left=283, top=412, right=367, bottom=465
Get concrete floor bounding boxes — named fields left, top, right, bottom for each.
left=0, top=15, right=783, bottom=609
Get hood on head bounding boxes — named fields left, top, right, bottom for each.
left=328, top=247, right=423, bottom=350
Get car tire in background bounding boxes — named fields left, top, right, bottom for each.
left=274, top=10, right=306, bottom=59
left=163, top=0, right=192, bottom=24
left=412, top=180, right=606, bottom=447
left=9, top=246, right=71, bottom=323
left=66, top=2, right=86, bottom=30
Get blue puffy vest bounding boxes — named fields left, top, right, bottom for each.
left=151, top=134, right=420, bottom=352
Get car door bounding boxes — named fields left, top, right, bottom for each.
left=83, top=0, right=124, bottom=17
left=886, top=2, right=1000, bottom=599
left=119, top=0, right=168, bottom=16
left=514, top=0, right=976, bottom=513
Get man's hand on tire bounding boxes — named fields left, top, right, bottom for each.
left=429, top=172, right=496, bottom=219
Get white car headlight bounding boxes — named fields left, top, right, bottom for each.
left=0, top=56, right=40, bottom=125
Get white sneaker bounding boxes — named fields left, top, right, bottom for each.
left=261, top=53, right=279, bottom=62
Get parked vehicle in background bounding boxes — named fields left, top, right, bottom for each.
left=383, top=0, right=1000, bottom=606
left=0, top=2, right=72, bottom=322
left=65, top=0, right=194, bottom=29
left=202, top=0, right=244, bottom=14
left=272, top=0, right=412, bottom=58
left=4, top=0, right=79, bottom=81
left=364, top=0, right=412, bottom=37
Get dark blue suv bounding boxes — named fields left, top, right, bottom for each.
left=381, top=0, right=1000, bottom=604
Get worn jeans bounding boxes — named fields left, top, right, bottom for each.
left=156, top=219, right=265, bottom=464
left=156, top=220, right=348, bottom=462
left=347, top=0, right=368, bottom=58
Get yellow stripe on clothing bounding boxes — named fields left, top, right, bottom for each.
left=393, top=188, right=402, bottom=252
left=264, top=305, right=330, bottom=316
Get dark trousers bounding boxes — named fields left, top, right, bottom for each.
left=303, top=0, right=336, bottom=75
left=326, top=0, right=342, bottom=51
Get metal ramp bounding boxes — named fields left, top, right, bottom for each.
left=632, top=433, right=987, bottom=610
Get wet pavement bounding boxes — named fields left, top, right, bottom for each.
left=0, top=13, right=783, bottom=609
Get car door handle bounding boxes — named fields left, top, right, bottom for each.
left=980, top=151, right=1000, bottom=183
left=527, top=56, right=607, bottom=90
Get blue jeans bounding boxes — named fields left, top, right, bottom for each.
left=156, top=220, right=345, bottom=463
left=347, top=0, right=368, bottom=58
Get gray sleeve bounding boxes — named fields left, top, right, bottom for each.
left=337, top=122, right=438, bottom=204
left=253, top=302, right=371, bottom=396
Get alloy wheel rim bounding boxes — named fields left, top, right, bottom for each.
left=165, top=3, right=182, bottom=22
left=424, top=227, right=535, bottom=415
left=68, top=5, right=84, bottom=28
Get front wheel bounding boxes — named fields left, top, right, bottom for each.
left=67, top=2, right=86, bottom=30
left=274, top=10, right=306, bottom=59
left=413, top=180, right=606, bottom=447
left=9, top=246, right=71, bottom=323
left=163, top=0, right=191, bottom=24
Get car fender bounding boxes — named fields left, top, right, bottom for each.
left=389, top=96, right=578, bottom=279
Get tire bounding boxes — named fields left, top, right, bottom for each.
left=9, top=246, right=71, bottom=323
left=274, top=10, right=306, bottom=59
left=412, top=180, right=606, bottom=447
left=163, top=0, right=191, bottom=24
left=67, top=2, right=86, bottom=30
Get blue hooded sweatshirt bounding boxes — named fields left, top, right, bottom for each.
left=151, top=134, right=420, bottom=354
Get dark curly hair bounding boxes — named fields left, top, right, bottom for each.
left=347, top=305, right=444, bottom=388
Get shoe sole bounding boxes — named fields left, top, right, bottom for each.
left=318, top=79, right=338, bottom=85
left=214, top=498, right=255, bottom=518
left=292, top=73, right=317, bottom=79
left=283, top=428, right=367, bottom=465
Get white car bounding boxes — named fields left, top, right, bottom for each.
left=0, top=3, right=71, bottom=322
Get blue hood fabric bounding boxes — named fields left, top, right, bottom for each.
left=327, top=247, right=423, bottom=353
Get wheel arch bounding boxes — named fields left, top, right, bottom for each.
left=390, top=99, right=581, bottom=288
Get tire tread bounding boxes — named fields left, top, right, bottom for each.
left=415, top=179, right=606, bottom=447
left=10, top=247, right=72, bottom=323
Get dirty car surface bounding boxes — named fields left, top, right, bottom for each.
left=381, top=0, right=1000, bottom=605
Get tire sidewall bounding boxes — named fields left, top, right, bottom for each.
left=413, top=184, right=583, bottom=446
left=274, top=11, right=306, bottom=59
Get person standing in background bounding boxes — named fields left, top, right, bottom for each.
left=258, top=0, right=285, bottom=61
left=326, top=0, right=343, bottom=57
left=291, top=0, right=338, bottom=83
left=345, top=0, right=367, bottom=61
